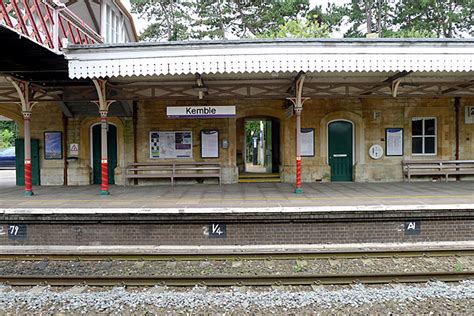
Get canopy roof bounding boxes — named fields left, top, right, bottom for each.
left=66, top=38, right=474, bottom=79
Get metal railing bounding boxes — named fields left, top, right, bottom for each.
left=0, top=0, right=102, bottom=53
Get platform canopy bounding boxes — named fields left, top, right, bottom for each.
left=66, top=38, right=474, bottom=79
left=60, top=38, right=474, bottom=101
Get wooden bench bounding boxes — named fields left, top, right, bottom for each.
left=125, top=162, right=221, bottom=186
left=402, top=160, right=474, bottom=182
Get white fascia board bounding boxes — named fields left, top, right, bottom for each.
left=66, top=41, right=474, bottom=79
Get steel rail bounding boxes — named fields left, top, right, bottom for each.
left=2, top=249, right=474, bottom=262
left=1, top=272, right=473, bottom=287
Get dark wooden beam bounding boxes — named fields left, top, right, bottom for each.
left=360, top=71, right=413, bottom=95
left=441, top=80, right=474, bottom=95
left=58, top=101, right=73, bottom=118
left=286, top=71, right=306, bottom=94
left=118, top=100, right=133, bottom=117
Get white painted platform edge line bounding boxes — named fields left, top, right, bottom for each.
left=1, top=241, right=474, bottom=254
left=1, top=203, right=474, bottom=214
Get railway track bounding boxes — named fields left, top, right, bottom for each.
left=2, top=246, right=473, bottom=287
left=1, top=271, right=473, bottom=287
left=2, top=249, right=474, bottom=261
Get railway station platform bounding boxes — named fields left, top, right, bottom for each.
left=0, top=171, right=472, bottom=246
left=0, top=177, right=472, bottom=210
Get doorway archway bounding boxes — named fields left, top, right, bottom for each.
left=236, top=116, right=280, bottom=182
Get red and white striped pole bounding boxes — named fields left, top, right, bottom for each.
left=294, top=107, right=303, bottom=194
left=22, top=111, right=33, bottom=196
left=100, top=110, right=109, bottom=195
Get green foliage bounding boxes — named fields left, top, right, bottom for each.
left=384, top=27, right=436, bottom=38
left=245, top=120, right=261, bottom=163
left=257, top=15, right=330, bottom=39
left=132, top=0, right=312, bottom=40
left=0, top=121, right=18, bottom=149
left=328, top=0, right=473, bottom=38
left=131, top=0, right=195, bottom=41
left=392, top=0, right=473, bottom=38
left=132, top=0, right=473, bottom=40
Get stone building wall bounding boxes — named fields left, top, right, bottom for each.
left=1, top=96, right=473, bottom=185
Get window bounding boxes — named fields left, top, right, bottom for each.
left=412, top=118, right=436, bottom=155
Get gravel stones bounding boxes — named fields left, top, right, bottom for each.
left=0, top=256, right=472, bottom=277
left=0, top=281, right=473, bottom=314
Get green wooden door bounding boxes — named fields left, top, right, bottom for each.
left=92, top=124, right=117, bottom=184
left=328, top=121, right=353, bottom=181
left=15, top=139, right=40, bottom=186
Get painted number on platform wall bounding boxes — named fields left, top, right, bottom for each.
left=404, top=221, right=421, bottom=235
left=207, top=223, right=226, bottom=238
left=7, top=224, right=27, bottom=240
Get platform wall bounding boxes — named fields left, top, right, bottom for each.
left=1, top=210, right=473, bottom=245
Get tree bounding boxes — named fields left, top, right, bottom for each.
left=257, top=15, right=330, bottom=38
left=192, top=0, right=233, bottom=39
left=131, top=0, right=195, bottom=41
left=321, top=0, right=472, bottom=38
left=385, top=27, right=436, bottom=38
left=133, top=0, right=312, bottom=40
left=0, top=121, right=18, bottom=149
left=393, top=0, right=473, bottom=38
left=332, top=0, right=395, bottom=38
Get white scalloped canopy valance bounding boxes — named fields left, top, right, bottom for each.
left=67, top=41, right=474, bottom=79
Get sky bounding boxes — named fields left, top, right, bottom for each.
left=122, top=0, right=353, bottom=36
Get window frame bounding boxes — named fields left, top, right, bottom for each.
left=411, top=117, right=437, bottom=156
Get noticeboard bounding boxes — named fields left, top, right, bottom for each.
left=201, top=130, right=219, bottom=158
left=385, top=128, right=404, bottom=156
left=150, top=131, right=193, bottom=159
left=300, top=128, right=315, bottom=157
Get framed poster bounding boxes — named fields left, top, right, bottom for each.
left=201, top=130, right=219, bottom=158
left=385, top=128, right=404, bottom=156
left=44, top=131, right=62, bottom=160
left=300, top=128, right=315, bottom=157
left=149, top=131, right=192, bottom=159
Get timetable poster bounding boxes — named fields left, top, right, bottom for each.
left=150, top=131, right=192, bottom=158
left=300, top=128, right=315, bottom=157
left=201, top=130, right=219, bottom=158
left=386, top=128, right=403, bottom=156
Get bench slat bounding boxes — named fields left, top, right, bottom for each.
left=125, top=162, right=221, bottom=186
left=402, top=159, right=474, bottom=182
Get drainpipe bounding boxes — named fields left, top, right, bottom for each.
left=63, top=113, right=68, bottom=186
left=454, top=97, right=460, bottom=160
left=454, top=97, right=460, bottom=181
left=132, top=101, right=138, bottom=185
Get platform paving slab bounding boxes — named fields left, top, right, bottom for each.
left=0, top=169, right=472, bottom=210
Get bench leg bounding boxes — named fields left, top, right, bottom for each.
left=171, top=176, right=174, bottom=187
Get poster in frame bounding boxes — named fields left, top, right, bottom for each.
left=149, top=131, right=193, bottom=159
left=201, top=130, right=219, bottom=158
left=300, top=128, right=315, bottom=157
left=44, top=131, right=63, bottom=160
left=385, top=128, right=404, bottom=156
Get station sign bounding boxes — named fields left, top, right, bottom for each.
left=69, top=143, right=79, bottom=157
left=7, top=224, right=27, bottom=240
left=208, top=223, right=227, bottom=238
left=404, top=220, right=421, bottom=235
left=167, top=106, right=236, bottom=118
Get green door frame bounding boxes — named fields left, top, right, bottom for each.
left=91, top=123, right=117, bottom=185
left=328, top=120, right=354, bottom=182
